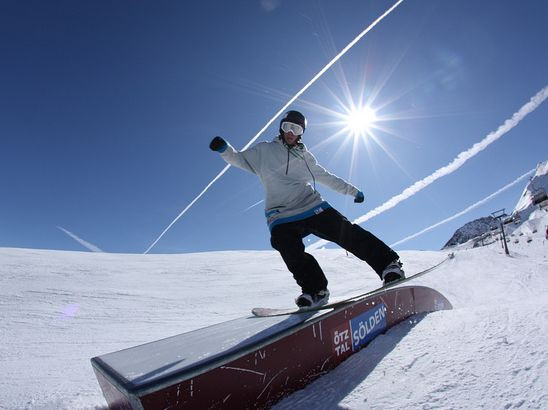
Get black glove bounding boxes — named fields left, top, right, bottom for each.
left=209, top=136, right=227, bottom=152
left=354, top=191, right=365, bottom=203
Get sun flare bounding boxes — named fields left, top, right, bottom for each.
left=345, top=106, right=377, bottom=138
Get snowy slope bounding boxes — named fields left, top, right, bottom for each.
left=1, top=214, right=547, bottom=409
left=443, top=160, right=548, bottom=249
left=276, top=218, right=548, bottom=409
left=514, top=160, right=548, bottom=219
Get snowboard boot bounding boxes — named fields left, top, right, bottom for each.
left=295, top=289, right=330, bottom=308
left=381, top=260, right=405, bottom=286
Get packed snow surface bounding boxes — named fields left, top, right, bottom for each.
left=1, top=213, right=547, bottom=409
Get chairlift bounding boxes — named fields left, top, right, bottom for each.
left=505, top=213, right=521, bottom=225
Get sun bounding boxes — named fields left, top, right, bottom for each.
left=345, top=106, right=377, bottom=138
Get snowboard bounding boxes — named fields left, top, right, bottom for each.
left=251, top=253, right=454, bottom=317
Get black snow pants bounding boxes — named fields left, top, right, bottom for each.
left=270, top=207, right=399, bottom=295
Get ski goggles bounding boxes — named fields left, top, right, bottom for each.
left=281, top=121, right=304, bottom=136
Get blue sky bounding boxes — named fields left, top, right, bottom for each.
left=1, top=0, right=547, bottom=254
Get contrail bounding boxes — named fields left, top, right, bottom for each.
left=57, top=226, right=103, bottom=252
left=389, top=168, right=535, bottom=248
left=243, top=199, right=264, bottom=213
left=144, top=164, right=230, bottom=254
left=144, top=0, right=406, bottom=254
left=307, top=85, right=548, bottom=250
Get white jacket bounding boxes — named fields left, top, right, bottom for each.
left=220, top=137, right=359, bottom=230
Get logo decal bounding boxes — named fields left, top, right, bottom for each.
left=350, top=303, right=387, bottom=351
left=330, top=303, right=387, bottom=358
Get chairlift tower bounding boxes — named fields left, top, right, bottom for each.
left=491, top=208, right=510, bottom=255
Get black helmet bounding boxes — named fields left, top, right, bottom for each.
left=279, top=110, right=307, bottom=135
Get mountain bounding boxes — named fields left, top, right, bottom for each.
left=443, top=160, right=548, bottom=249
left=513, top=160, right=548, bottom=221
left=442, top=216, right=499, bottom=248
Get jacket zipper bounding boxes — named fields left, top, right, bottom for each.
left=286, top=146, right=316, bottom=192
left=285, top=148, right=290, bottom=174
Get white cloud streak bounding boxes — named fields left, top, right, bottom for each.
left=143, top=0, right=406, bottom=254
left=307, top=85, right=548, bottom=250
left=144, top=164, right=231, bottom=254
left=57, top=226, right=103, bottom=253
left=243, top=199, right=264, bottom=213
left=389, top=168, right=535, bottom=248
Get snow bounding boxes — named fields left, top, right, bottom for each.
left=1, top=212, right=547, bottom=409
left=514, top=160, right=548, bottom=216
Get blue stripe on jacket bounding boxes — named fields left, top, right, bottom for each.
left=267, top=201, right=332, bottom=232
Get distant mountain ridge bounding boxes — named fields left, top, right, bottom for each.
left=443, top=217, right=499, bottom=248
left=443, top=160, right=548, bottom=249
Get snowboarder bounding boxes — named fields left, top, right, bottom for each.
left=209, top=110, right=404, bottom=308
